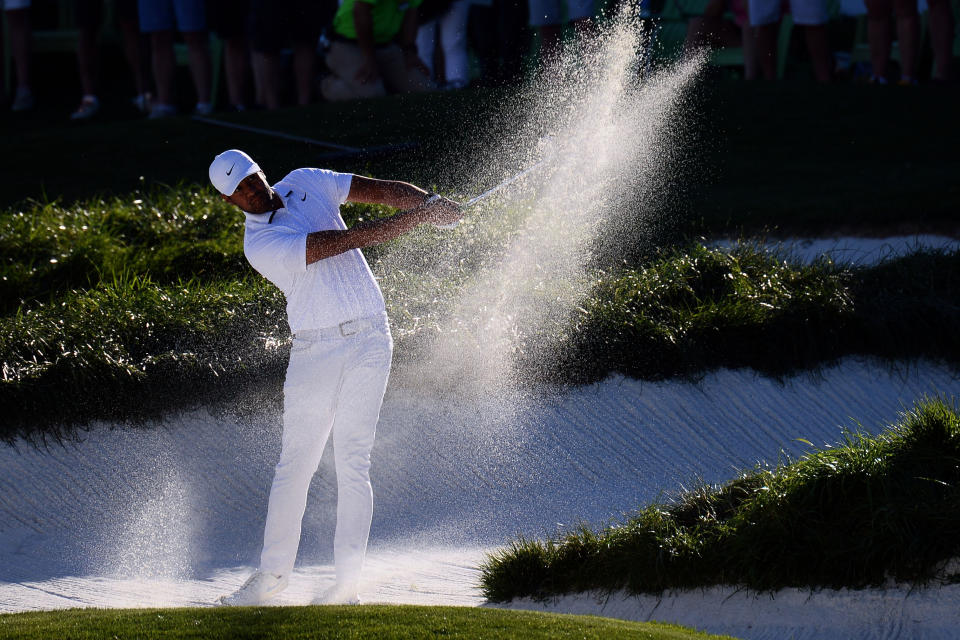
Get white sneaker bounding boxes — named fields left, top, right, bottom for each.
left=312, top=583, right=361, bottom=606
left=218, top=571, right=288, bottom=606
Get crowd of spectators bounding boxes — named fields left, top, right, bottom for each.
left=0, top=0, right=954, bottom=119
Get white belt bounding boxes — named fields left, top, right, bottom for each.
left=293, top=316, right=378, bottom=340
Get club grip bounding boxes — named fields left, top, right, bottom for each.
left=424, top=193, right=459, bottom=229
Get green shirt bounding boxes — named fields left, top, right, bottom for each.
left=333, top=0, right=423, bottom=45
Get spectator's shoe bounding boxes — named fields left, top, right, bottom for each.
left=194, top=102, right=213, bottom=116
left=311, top=583, right=361, bottom=606
left=148, top=103, right=177, bottom=119
left=70, top=95, right=100, bottom=120
left=218, top=571, right=287, bottom=606
left=132, top=93, right=152, bottom=114
left=868, top=75, right=888, bottom=85
left=11, top=87, right=34, bottom=112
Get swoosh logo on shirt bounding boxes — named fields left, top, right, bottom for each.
left=226, top=163, right=235, bottom=176
left=301, top=193, right=307, bottom=201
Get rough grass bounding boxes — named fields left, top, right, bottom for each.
left=0, top=604, right=734, bottom=640
left=479, top=396, right=960, bottom=602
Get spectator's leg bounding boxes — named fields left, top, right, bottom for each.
left=742, top=24, right=759, bottom=78
left=223, top=36, right=250, bottom=109
left=118, top=13, right=151, bottom=101
left=927, top=0, right=953, bottom=81
left=417, top=19, right=438, bottom=80
left=802, top=25, right=832, bottom=82
left=865, top=0, right=893, bottom=80
left=151, top=30, right=177, bottom=108
left=251, top=51, right=282, bottom=109
left=292, top=42, right=315, bottom=106
left=755, top=22, right=779, bottom=79
left=893, top=0, right=919, bottom=81
left=440, top=0, right=471, bottom=86
left=6, top=8, right=32, bottom=99
left=181, top=31, right=212, bottom=107
left=75, top=0, right=101, bottom=101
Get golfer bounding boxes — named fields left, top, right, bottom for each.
left=209, top=149, right=462, bottom=606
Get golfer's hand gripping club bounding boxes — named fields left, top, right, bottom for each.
left=422, top=193, right=464, bottom=229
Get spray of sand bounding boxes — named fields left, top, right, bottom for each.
left=383, top=12, right=706, bottom=412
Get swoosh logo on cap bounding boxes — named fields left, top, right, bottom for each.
left=226, top=163, right=235, bottom=176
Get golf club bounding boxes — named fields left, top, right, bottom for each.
left=435, top=148, right=553, bottom=229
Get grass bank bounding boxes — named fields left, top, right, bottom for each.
left=480, top=396, right=960, bottom=602
left=0, top=604, right=733, bottom=640
left=3, top=231, right=959, bottom=440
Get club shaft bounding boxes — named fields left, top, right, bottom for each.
left=464, top=160, right=545, bottom=208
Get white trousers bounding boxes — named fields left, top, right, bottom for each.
left=259, top=312, right=393, bottom=591
left=416, top=0, right=472, bottom=86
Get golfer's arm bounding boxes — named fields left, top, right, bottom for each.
left=346, top=175, right=431, bottom=209
left=305, top=209, right=426, bottom=265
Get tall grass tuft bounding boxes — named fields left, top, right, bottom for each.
left=480, top=396, right=960, bottom=602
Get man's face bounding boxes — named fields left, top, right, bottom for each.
left=222, top=171, right=274, bottom=214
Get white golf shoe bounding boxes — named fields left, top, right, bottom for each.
left=219, top=571, right=288, bottom=606
left=312, top=583, right=361, bottom=606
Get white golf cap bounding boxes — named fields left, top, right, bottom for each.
left=209, top=149, right=260, bottom=196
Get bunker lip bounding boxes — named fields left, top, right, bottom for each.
left=1, top=358, right=957, bottom=631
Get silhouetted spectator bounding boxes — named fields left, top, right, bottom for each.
left=468, top=0, right=529, bottom=85
left=321, top=0, right=434, bottom=101
left=72, top=0, right=152, bottom=120
left=684, top=0, right=758, bottom=79
left=4, top=0, right=33, bottom=111
left=138, top=0, right=213, bottom=117
left=417, top=0, right=471, bottom=88
left=749, top=0, right=833, bottom=81
left=208, top=0, right=251, bottom=110
left=248, top=0, right=328, bottom=109
left=927, top=0, right=954, bottom=81
left=864, top=0, right=922, bottom=83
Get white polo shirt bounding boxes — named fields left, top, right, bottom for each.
left=243, top=168, right=386, bottom=332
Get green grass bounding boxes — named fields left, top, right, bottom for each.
left=0, top=604, right=735, bottom=640
left=479, top=396, right=960, bottom=602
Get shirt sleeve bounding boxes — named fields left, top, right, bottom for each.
left=244, top=224, right=308, bottom=281
left=297, top=168, right=353, bottom=205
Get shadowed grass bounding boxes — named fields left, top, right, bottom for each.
left=0, top=604, right=735, bottom=640
left=479, top=396, right=960, bottom=601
